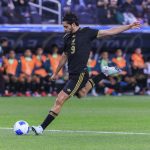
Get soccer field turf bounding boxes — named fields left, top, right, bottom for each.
left=0, top=96, right=150, bottom=150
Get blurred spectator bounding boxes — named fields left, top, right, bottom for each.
left=95, top=51, right=116, bottom=95
left=0, top=43, right=149, bottom=96
left=48, top=44, right=64, bottom=95
left=142, top=0, right=150, bottom=25
left=0, top=0, right=149, bottom=25
left=42, top=0, right=59, bottom=24
left=0, top=61, right=5, bottom=95
left=48, top=45, right=63, bottom=79
left=121, top=0, right=137, bottom=15
left=13, top=0, right=31, bottom=23
left=99, top=51, right=114, bottom=68
left=18, top=49, right=35, bottom=96
left=131, top=48, right=145, bottom=72
left=33, top=47, right=47, bottom=78
left=134, top=0, right=143, bottom=15
left=112, top=49, right=127, bottom=75
left=144, top=56, right=150, bottom=95
left=29, top=0, right=42, bottom=24
left=131, top=48, right=147, bottom=94
left=96, top=0, right=110, bottom=24
left=95, top=50, right=136, bottom=95
left=0, top=38, right=9, bottom=95
left=0, top=38, right=9, bottom=55
left=73, top=0, right=86, bottom=9
left=111, top=49, right=136, bottom=95
left=61, top=0, right=72, bottom=15
left=121, top=0, right=137, bottom=24
left=0, top=0, right=14, bottom=23
left=108, top=0, right=120, bottom=24
left=123, top=11, right=137, bottom=24
left=0, top=1, right=4, bottom=23
left=87, top=51, right=99, bottom=77
left=33, top=47, right=49, bottom=96
left=3, top=50, right=18, bottom=96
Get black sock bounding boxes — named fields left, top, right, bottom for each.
left=89, top=73, right=106, bottom=87
left=41, top=111, right=58, bottom=130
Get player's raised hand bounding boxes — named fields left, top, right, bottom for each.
left=129, top=21, right=141, bottom=29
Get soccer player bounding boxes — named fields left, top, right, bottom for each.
left=32, top=13, right=141, bottom=135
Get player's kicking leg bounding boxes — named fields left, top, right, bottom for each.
left=77, top=66, right=122, bottom=98
left=32, top=90, right=69, bottom=135
left=31, top=71, right=88, bottom=135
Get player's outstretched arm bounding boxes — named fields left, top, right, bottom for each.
left=51, top=53, right=68, bottom=80
left=97, top=21, right=141, bottom=38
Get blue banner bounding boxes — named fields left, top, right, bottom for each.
left=0, top=25, right=150, bottom=33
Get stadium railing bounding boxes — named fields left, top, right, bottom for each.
left=29, top=0, right=61, bottom=24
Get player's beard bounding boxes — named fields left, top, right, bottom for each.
left=64, top=30, right=71, bottom=34
left=66, top=26, right=74, bottom=34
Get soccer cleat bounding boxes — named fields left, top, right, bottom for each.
left=31, top=126, right=43, bottom=135
left=102, top=66, right=122, bottom=76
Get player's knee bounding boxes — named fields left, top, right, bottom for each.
left=55, top=92, right=68, bottom=107
left=55, top=96, right=65, bottom=106
left=55, top=99, right=63, bottom=108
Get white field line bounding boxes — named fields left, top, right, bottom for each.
left=0, top=127, right=150, bottom=136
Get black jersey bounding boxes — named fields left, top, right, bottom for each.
left=63, top=27, right=98, bottom=74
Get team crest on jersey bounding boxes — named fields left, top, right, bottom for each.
left=67, top=89, right=71, bottom=93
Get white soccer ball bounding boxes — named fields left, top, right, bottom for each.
left=13, top=120, right=29, bottom=135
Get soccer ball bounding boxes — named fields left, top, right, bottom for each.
left=13, top=120, right=29, bottom=135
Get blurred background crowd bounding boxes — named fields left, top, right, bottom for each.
left=0, top=38, right=150, bottom=97
left=0, top=0, right=149, bottom=96
left=0, top=0, right=150, bottom=25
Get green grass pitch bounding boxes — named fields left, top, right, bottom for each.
left=0, top=96, right=150, bottom=150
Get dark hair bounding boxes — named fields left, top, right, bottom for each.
left=63, top=13, right=79, bottom=26
left=0, top=38, right=8, bottom=44
left=9, top=50, right=15, bottom=53
left=51, top=44, right=58, bottom=48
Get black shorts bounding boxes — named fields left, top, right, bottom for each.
left=63, top=70, right=89, bottom=96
